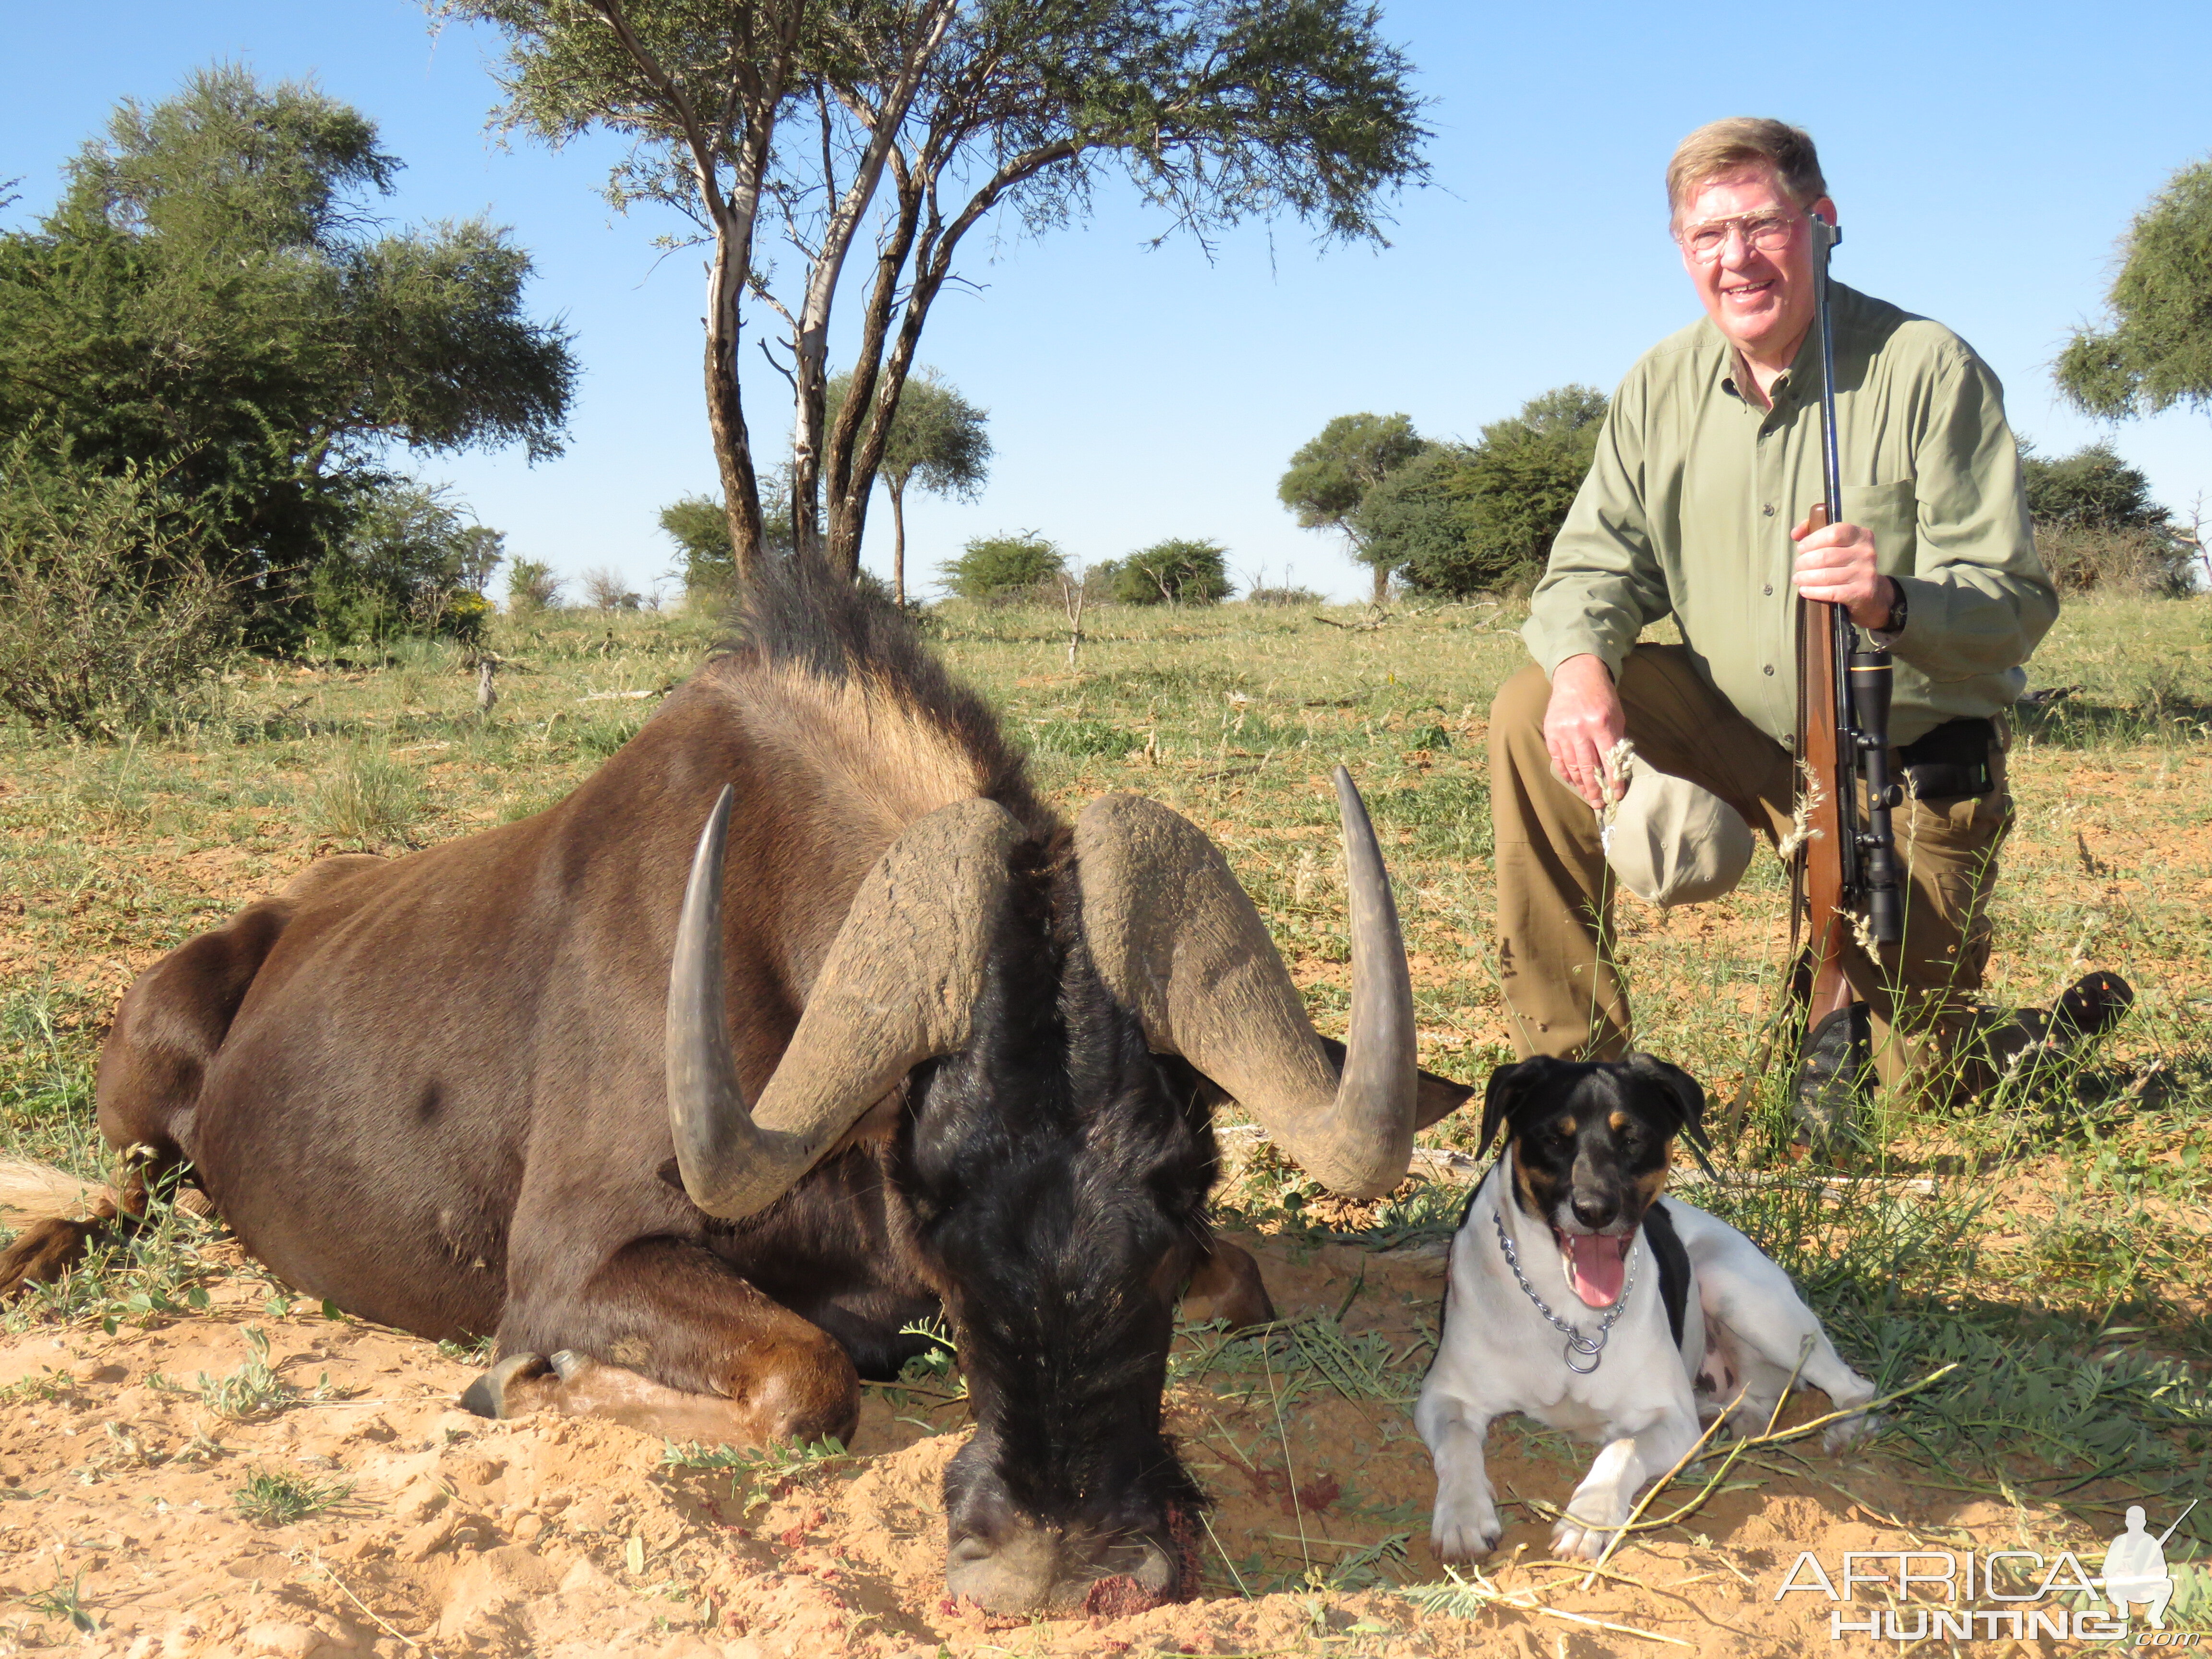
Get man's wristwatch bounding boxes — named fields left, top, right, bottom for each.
left=1882, top=577, right=1908, bottom=635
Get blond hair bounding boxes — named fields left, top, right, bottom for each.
left=1666, top=118, right=1827, bottom=223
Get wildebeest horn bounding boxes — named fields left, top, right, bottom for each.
left=1074, top=766, right=1417, bottom=1199
left=667, top=786, right=1024, bottom=1219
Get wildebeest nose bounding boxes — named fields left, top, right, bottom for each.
left=1571, top=1195, right=1615, bottom=1228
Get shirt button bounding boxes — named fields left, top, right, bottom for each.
left=1764, top=664, right=1776, bottom=676
left=1763, top=584, right=1774, bottom=596
left=1762, top=504, right=1776, bottom=517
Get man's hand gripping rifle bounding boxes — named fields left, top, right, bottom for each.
left=1792, top=216, right=1903, bottom=1141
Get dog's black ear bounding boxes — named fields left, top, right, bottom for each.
left=1479, top=1056, right=1567, bottom=1158
left=1626, top=1053, right=1719, bottom=1179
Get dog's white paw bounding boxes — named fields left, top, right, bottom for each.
left=1823, top=1409, right=1881, bottom=1453
left=1430, top=1491, right=1503, bottom=1561
left=1550, top=1514, right=1623, bottom=1563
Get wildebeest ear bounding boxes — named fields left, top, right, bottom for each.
left=1314, top=1036, right=1473, bottom=1130
left=1478, top=1056, right=1570, bottom=1159
left=1625, top=1053, right=1718, bottom=1179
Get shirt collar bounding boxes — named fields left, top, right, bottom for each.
left=1720, top=317, right=1825, bottom=412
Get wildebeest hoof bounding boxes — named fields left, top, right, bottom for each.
left=460, top=1351, right=555, bottom=1419
left=550, top=1348, right=591, bottom=1382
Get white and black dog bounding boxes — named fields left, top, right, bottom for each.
left=1416, top=1054, right=1877, bottom=1563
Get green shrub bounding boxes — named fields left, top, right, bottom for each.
left=1099, top=538, right=1232, bottom=605
left=1375, top=385, right=1607, bottom=599
left=2020, top=441, right=2191, bottom=595
left=1357, top=447, right=1487, bottom=595
left=2037, top=522, right=2193, bottom=597
left=660, top=493, right=734, bottom=596
left=506, top=557, right=564, bottom=613
left=938, top=531, right=1063, bottom=599
left=659, top=479, right=800, bottom=601
left=308, top=483, right=504, bottom=647
left=0, top=451, right=237, bottom=735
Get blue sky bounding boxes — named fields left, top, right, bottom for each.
left=7, top=1, right=2209, bottom=602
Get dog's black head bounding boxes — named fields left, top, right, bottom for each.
left=1478, top=1054, right=1713, bottom=1310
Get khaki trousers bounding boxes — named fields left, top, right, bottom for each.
left=1491, top=645, right=2012, bottom=1093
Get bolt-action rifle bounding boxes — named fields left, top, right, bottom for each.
left=1791, top=216, right=1903, bottom=1136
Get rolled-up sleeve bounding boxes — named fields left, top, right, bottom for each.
left=1523, top=376, right=1674, bottom=682
left=1893, top=349, right=2058, bottom=680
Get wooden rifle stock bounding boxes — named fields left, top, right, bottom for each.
left=1795, top=504, right=1857, bottom=1031
left=1784, top=215, right=1903, bottom=1139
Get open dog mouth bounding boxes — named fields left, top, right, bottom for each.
left=1553, top=1228, right=1631, bottom=1308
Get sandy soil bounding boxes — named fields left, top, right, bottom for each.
left=0, top=1231, right=2100, bottom=1659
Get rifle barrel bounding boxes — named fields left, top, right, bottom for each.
left=1812, top=216, right=1901, bottom=948
left=2154, top=1497, right=2200, bottom=1549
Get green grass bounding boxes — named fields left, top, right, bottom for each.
left=21, top=1567, right=97, bottom=1635
left=193, top=1324, right=309, bottom=1420
left=660, top=1433, right=850, bottom=1515
left=310, top=744, right=427, bottom=849
left=232, top=1464, right=354, bottom=1526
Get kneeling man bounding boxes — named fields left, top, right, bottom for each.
left=1494, top=117, right=2112, bottom=1111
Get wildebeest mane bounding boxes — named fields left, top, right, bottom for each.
left=708, top=556, right=1051, bottom=838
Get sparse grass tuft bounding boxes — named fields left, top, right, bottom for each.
left=4, top=1170, right=224, bottom=1338
left=193, top=1325, right=325, bottom=1420
left=660, top=1434, right=849, bottom=1515
left=310, top=745, right=426, bottom=848
left=21, top=1566, right=97, bottom=1635
left=232, top=1464, right=353, bottom=1526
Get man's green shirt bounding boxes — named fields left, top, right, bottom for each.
left=1524, top=282, right=2056, bottom=748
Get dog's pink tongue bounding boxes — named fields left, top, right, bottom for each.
left=1568, top=1235, right=1624, bottom=1307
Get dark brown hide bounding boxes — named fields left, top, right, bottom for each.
left=82, top=645, right=1044, bottom=1442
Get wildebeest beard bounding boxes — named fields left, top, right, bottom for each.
left=894, top=850, right=1213, bottom=1614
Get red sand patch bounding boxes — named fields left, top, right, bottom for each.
left=0, top=1232, right=2131, bottom=1656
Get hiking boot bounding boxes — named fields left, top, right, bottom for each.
left=1792, top=1002, right=1872, bottom=1150
left=1979, top=970, right=2135, bottom=1077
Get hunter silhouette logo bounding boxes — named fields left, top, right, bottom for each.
left=2105, top=1500, right=2198, bottom=1628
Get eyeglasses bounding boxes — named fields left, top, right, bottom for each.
left=1675, top=208, right=1805, bottom=263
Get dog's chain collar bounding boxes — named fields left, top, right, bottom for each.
left=1492, top=1206, right=1639, bottom=1375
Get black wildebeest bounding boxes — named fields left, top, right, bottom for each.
left=0, top=567, right=1467, bottom=1611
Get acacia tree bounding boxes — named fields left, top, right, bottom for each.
left=1276, top=410, right=1423, bottom=601
left=1368, top=385, right=1608, bottom=598
left=830, top=365, right=988, bottom=603
left=0, top=68, right=571, bottom=641
left=446, top=0, right=1427, bottom=584
left=2057, top=156, right=2212, bottom=420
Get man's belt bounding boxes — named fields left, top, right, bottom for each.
left=1896, top=717, right=1996, bottom=800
